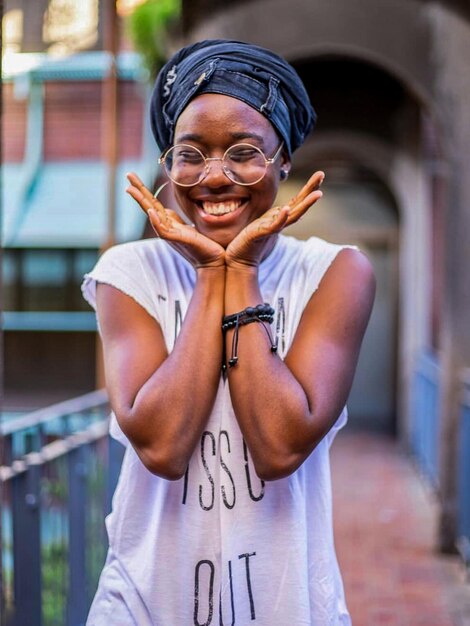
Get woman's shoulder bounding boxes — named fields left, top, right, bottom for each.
left=82, top=238, right=187, bottom=318
left=96, top=237, right=185, bottom=272
left=276, top=234, right=357, bottom=268
left=99, top=237, right=161, bottom=260
left=270, top=234, right=370, bottom=302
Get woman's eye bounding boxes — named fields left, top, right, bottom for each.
left=229, top=148, right=258, bottom=162
left=177, top=151, right=204, bottom=163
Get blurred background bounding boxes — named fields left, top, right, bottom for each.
left=1, top=0, right=470, bottom=624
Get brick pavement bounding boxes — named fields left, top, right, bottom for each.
left=330, top=431, right=470, bottom=626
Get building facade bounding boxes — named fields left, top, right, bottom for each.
left=2, top=0, right=152, bottom=408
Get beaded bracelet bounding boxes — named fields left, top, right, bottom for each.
left=222, top=303, right=278, bottom=369
left=222, top=303, right=275, bottom=330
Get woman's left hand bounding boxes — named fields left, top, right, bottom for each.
left=126, top=172, right=226, bottom=269
left=225, top=170, right=324, bottom=269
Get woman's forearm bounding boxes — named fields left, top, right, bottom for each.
left=119, top=266, right=226, bottom=478
left=224, top=265, right=319, bottom=480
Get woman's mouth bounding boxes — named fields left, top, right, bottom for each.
left=201, top=199, right=243, bottom=216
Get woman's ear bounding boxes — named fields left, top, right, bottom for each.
left=279, top=152, right=291, bottom=181
left=279, top=151, right=291, bottom=181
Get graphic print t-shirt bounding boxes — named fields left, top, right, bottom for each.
left=82, top=234, right=353, bottom=626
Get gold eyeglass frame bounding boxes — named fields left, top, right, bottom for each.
left=158, top=141, right=284, bottom=187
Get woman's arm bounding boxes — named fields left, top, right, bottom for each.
left=97, top=265, right=225, bottom=480
left=222, top=170, right=375, bottom=480
left=96, top=173, right=227, bottom=480
left=224, top=248, right=375, bottom=481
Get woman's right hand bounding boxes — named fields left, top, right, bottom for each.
left=126, top=172, right=225, bottom=269
left=225, top=171, right=324, bottom=270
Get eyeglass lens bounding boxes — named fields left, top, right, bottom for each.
left=163, top=144, right=269, bottom=186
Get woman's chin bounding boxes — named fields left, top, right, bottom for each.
left=216, top=236, right=235, bottom=250
left=202, top=227, right=240, bottom=249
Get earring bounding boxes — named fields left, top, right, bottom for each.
left=153, top=181, right=169, bottom=200
left=280, top=169, right=289, bottom=181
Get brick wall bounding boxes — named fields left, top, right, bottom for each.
left=44, top=81, right=102, bottom=159
left=3, top=79, right=145, bottom=163
left=3, top=82, right=27, bottom=162
left=116, top=81, right=146, bottom=160
left=44, top=80, right=144, bottom=160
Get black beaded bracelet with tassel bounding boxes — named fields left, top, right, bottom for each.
left=222, top=303, right=278, bottom=369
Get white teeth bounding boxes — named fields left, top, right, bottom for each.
left=202, top=200, right=242, bottom=215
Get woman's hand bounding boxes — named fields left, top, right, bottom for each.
left=225, top=171, right=325, bottom=269
left=126, top=172, right=226, bottom=269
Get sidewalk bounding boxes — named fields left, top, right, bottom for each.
left=331, top=431, right=470, bottom=626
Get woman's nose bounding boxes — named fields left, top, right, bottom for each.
left=202, top=157, right=232, bottom=186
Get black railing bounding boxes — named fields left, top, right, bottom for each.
left=1, top=391, right=125, bottom=626
left=412, top=351, right=441, bottom=488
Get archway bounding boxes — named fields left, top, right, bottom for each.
left=274, top=55, right=436, bottom=434
left=279, top=163, right=399, bottom=433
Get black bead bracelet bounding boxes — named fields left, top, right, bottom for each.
left=222, top=303, right=278, bottom=370
left=222, top=303, right=275, bottom=331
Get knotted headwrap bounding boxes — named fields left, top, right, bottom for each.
left=150, top=39, right=316, bottom=156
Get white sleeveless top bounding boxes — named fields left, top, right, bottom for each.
left=82, top=234, right=352, bottom=626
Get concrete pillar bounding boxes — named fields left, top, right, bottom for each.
left=427, top=5, right=470, bottom=551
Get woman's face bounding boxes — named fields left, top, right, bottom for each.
left=171, top=93, right=290, bottom=248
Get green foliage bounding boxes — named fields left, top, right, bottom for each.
left=42, top=542, right=67, bottom=625
left=42, top=476, right=67, bottom=504
left=127, top=0, right=182, bottom=80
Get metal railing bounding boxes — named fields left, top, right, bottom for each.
left=1, top=390, right=125, bottom=626
left=457, top=369, right=470, bottom=570
left=412, top=350, right=441, bottom=488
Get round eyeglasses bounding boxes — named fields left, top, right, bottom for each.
left=158, top=142, right=284, bottom=187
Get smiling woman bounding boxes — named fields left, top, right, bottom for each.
left=81, top=39, right=375, bottom=625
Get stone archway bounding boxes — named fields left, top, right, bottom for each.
left=277, top=144, right=401, bottom=433
left=290, top=51, right=440, bottom=438
left=279, top=53, right=435, bottom=436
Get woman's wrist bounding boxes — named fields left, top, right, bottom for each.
left=225, top=261, right=259, bottom=277
left=225, top=264, right=260, bottom=299
left=196, top=264, right=226, bottom=281
left=225, top=264, right=262, bottom=315
left=195, top=266, right=226, bottom=299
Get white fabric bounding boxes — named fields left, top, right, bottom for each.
left=82, top=234, right=353, bottom=625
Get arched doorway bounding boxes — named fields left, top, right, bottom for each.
left=274, top=55, right=430, bottom=434
left=278, top=165, right=399, bottom=433
left=188, top=0, right=445, bottom=438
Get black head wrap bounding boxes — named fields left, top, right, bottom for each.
left=150, top=39, right=316, bottom=156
